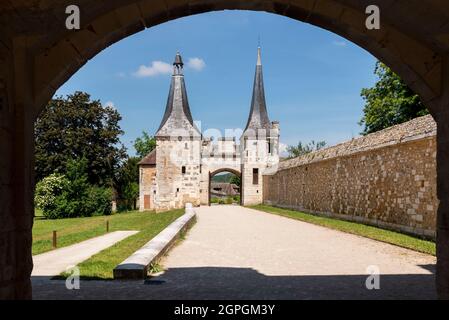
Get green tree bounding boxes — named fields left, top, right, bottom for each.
left=115, top=157, right=140, bottom=210
left=35, top=91, right=127, bottom=186
left=34, top=173, right=69, bottom=214
left=36, top=157, right=112, bottom=219
left=230, top=175, right=241, bottom=187
left=287, top=140, right=326, bottom=159
left=359, top=62, right=429, bottom=135
left=133, top=131, right=156, bottom=159
left=61, top=157, right=91, bottom=217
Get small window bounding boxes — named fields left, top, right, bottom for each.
left=182, top=166, right=186, bottom=174
left=268, top=140, right=272, bottom=154
left=253, top=168, right=259, bottom=185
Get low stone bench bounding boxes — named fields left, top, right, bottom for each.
left=113, top=205, right=196, bottom=279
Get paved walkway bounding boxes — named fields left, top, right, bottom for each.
left=32, top=206, right=436, bottom=299
left=32, top=231, right=138, bottom=276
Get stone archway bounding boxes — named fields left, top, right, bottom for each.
left=2, top=0, right=449, bottom=299
left=208, top=168, right=242, bottom=206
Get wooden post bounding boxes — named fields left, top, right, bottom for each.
left=52, top=231, right=57, bottom=249
left=106, top=220, right=109, bottom=233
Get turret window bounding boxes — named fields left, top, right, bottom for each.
left=182, top=166, right=186, bottom=174
left=253, top=168, right=259, bottom=185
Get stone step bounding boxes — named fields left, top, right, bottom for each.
left=113, top=206, right=196, bottom=279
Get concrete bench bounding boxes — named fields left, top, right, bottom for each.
left=113, top=205, right=196, bottom=279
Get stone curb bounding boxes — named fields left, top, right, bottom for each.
left=113, top=205, right=196, bottom=279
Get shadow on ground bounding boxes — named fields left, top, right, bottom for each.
left=32, top=265, right=436, bottom=300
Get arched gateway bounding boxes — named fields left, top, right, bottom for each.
left=208, top=168, right=242, bottom=206
left=138, top=49, right=280, bottom=212
left=3, top=0, right=449, bottom=300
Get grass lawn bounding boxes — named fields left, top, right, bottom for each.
left=33, top=210, right=121, bottom=255
left=250, top=205, right=436, bottom=256
left=64, top=209, right=185, bottom=279
left=34, top=209, right=185, bottom=279
left=33, top=209, right=184, bottom=261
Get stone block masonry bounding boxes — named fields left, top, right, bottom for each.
left=263, top=115, right=438, bottom=239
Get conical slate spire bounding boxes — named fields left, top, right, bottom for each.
left=156, top=52, right=199, bottom=137
left=243, top=47, right=271, bottom=135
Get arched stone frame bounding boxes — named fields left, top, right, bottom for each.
left=3, top=0, right=449, bottom=299
left=30, top=1, right=443, bottom=113
left=208, top=168, right=242, bottom=206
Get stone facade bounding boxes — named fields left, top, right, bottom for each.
left=263, top=115, right=438, bottom=239
left=199, top=137, right=242, bottom=205
left=154, top=137, right=202, bottom=211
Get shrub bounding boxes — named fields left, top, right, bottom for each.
left=210, top=197, right=219, bottom=204
left=35, top=157, right=113, bottom=219
left=85, top=186, right=113, bottom=216
left=225, top=197, right=233, bottom=204
left=35, top=173, right=70, bottom=217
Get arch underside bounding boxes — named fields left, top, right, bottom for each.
left=16, top=0, right=446, bottom=114
left=210, top=168, right=241, bottom=177
left=4, top=0, right=449, bottom=300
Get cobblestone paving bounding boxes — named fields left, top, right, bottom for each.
left=32, top=205, right=436, bottom=300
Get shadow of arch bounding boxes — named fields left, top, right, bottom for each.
left=31, top=266, right=437, bottom=300
left=210, top=168, right=241, bottom=177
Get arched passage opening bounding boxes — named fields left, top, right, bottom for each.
left=2, top=1, right=449, bottom=299
left=209, top=168, right=242, bottom=206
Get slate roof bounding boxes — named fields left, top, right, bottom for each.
left=210, top=183, right=240, bottom=196
left=156, top=52, right=200, bottom=138
left=138, top=149, right=156, bottom=166
left=243, top=47, right=272, bottom=135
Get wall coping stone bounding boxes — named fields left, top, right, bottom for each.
left=277, top=115, right=436, bottom=172
left=113, top=206, right=196, bottom=279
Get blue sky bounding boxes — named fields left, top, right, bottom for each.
left=56, top=10, right=377, bottom=156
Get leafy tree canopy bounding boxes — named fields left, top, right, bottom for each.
left=230, top=175, right=241, bottom=187
left=359, top=62, right=429, bottom=135
left=114, top=157, right=140, bottom=210
left=133, top=131, right=156, bottom=159
left=35, top=91, right=126, bottom=186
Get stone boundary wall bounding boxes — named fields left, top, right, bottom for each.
left=263, top=115, right=438, bottom=239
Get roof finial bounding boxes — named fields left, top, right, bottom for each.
left=257, top=46, right=262, bottom=66
left=173, top=51, right=184, bottom=75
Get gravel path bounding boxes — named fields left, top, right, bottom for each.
left=32, top=206, right=436, bottom=299
left=32, top=231, right=138, bottom=276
